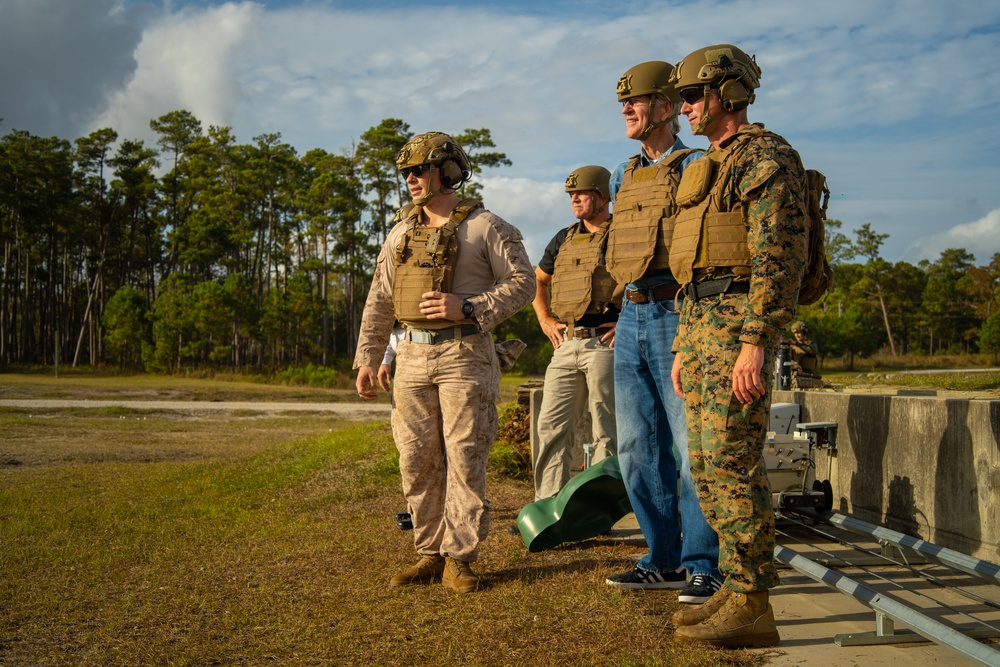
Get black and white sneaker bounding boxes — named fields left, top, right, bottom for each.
left=605, top=566, right=687, bottom=589
left=677, top=574, right=722, bottom=603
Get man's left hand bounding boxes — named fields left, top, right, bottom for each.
left=419, top=291, right=463, bottom=320
left=599, top=323, right=617, bottom=349
left=732, top=343, right=766, bottom=405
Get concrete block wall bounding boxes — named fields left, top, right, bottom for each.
left=774, top=390, right=1000, bottom=562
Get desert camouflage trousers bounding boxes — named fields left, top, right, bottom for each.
left=391, top=331, right=500, bottom=562
left=676, top=293, right=780, bottom=592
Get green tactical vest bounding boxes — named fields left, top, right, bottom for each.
left=549, top=220, right=617, bottom=327
left=605, top=148, right=696, bottom=285
left=391, top=198, right=483, bottom=327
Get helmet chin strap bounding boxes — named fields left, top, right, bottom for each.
left=693, top=84, right=717, bottom=136
left=575, top=195, right=610, bottom=223
left=638, top=98, right=669, bottom=141
left=412, top=164, right=441, bottom=207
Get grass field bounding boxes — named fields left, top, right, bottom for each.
left=0, top=374, right=764, bottom=667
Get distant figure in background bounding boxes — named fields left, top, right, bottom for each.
left=788, top=321, right=822, bottom=388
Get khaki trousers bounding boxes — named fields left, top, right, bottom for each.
left=391, top=332, right=500, bottom=562
left=533, top=335, right=616, bottom=500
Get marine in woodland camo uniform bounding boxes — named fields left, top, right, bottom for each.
left=672, top=125, right=808, bottom=591
left=354, top=132, right=534, bottom=593
left=667, top=45, right=808, bottom=648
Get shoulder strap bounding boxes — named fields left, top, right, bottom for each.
left=659, top=147, right=698, bottom=171
left=451, top=198, right=484, bottom=225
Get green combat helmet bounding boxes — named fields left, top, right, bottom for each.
left=396, top=132, right=472, bottom=204
left=669, top=44, right=762, bottom=134
left=616, top=61, right=680, bottom=140
left=565, top=165, right=612, bottom=200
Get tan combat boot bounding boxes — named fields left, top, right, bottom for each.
left=674, top=590, right=779, bottom=648
left=389, top=554, right=445, bottom=588
left=672, top=585, right=729, bottom=627
left=442, top=556, right=480, bottom=593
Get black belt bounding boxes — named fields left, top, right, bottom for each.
left=625, top=284, right=682, bottom=304
left=405, top=324, right=481, bottom=344
left=683, top=277, right=751, bottom=301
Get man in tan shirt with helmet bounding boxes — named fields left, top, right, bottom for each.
left=354, top=132, right=534, bottom=593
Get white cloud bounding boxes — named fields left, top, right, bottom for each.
left=91, top=2, right=260, bottom=142
left=481, top=176, right=567, bottom=265
left=6, top=0, right=1000, bottom=264
left=904, top=208, right=1000, bottom=265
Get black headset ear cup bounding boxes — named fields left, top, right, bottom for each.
left=719, top=79, right=750, bottom=112
left=440, top=160, right=463, bottom=188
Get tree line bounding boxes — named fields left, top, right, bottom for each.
left=0, top=114, right=510, bottom=373
left=2, top=112, right=999, bottom=375
left=799, top=221, right=1000, bottom=368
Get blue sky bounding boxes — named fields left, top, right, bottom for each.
left=4, top=0, right=1000, bottom=267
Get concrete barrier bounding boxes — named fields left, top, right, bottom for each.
left=774, top=390, right=1000, bottom=562
left=525, top=383, right=1000, bottom=561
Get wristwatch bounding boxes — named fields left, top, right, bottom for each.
left=461, top=299, right=475, bottom=319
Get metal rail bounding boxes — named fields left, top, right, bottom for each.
left=822, top=511, right=1000, bottom=585
left=776, top=544, right=1000, bottom=666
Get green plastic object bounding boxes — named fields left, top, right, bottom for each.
left=516, top=456, right=633, bottom=552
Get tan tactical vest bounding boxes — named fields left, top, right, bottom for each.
left=391, top=199, right=483, bottom=327
left=670, top=126, right=790, bottom=285
left=606, top=149, right=696, bottom=284
left=549, top=221, right=617, bottom=326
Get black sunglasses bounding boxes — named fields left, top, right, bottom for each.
left=400, top=164, right=431, bottom=179
left=678, top=87, right=708, bottom=105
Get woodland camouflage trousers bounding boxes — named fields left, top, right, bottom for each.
left=676, top=293, right=780, bottom=593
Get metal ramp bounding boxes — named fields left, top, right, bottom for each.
left=776, top=511, right=1000, bottom=666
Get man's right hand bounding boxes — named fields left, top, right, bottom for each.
left=356, top=366, right=379, bottom=400
left=539, top=316, right=567, bottom=349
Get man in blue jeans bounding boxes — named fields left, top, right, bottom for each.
left=604, top=60, right=722, bottom=604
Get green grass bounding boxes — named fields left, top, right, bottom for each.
left=0, top=407, right=763, bottom=667
left=822, top=369, right=1000, bottom=393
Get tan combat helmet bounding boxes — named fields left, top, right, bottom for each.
left=791, top=321, right=808, bottom=334
left=616, top=61, right=681, bottom=140
left=670, top=44, right=762, bottom=134
left=565, top=165, right=612, bottom=200
left=396, top=132, right=472, bottom=204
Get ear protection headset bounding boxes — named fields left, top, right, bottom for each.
left=436, top=143, right=470, bottom=189
left=719, top=79, right=753, bottom=112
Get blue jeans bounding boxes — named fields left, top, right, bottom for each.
left=614, top=296, right=720, bottom=579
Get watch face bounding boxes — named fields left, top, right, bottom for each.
left=462, top=301, right=473, bottom=317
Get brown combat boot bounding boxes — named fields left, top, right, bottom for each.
left=674, top=590, right=779, bottom=648
left=672, top=585, right=729, bottom=627
left=442, top=556, right=480, bottom=593
left=389, top=554, right=445, bottom=588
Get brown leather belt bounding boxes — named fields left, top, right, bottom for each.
left=624, top=284, right=682, bottom=304
left=570, top=327, right=603, bottom=339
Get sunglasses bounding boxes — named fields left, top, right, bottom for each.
left=678, top=87, right=708, bottom=105
left=400, top=164, right=432, bottom=179
left=620, top=95, right=650, bottom=108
